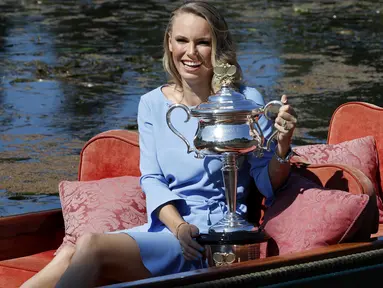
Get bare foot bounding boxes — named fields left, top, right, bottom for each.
left=20, top=245, right=75, bottom=288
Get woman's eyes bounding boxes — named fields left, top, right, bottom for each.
left=175, top=39, right=210, bottom=46
left=198, top=41, right=210, bottom=46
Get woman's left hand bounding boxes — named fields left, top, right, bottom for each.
left=177, top=223, right=204, bottom=261
left=275, top=95, right=297, bottom=150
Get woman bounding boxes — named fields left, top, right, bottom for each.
left=21, top=1, right=297, bottom=287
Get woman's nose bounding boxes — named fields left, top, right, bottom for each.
left=187, top=43, right=198, bottom=56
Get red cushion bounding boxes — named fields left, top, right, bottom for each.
left=0, top=266, right=37, bottom=288
left=0, top=250, right=56, bottom=288
left=0, top=250, right=54, bottom=272
left=292, top=135, right=383, bottom=222
left=79, top=130, right=141, bottom=181
left=327, top=102, right=383, bottom=202
left=262, top=174, right=369, bottom=256
left=57, top=176, right=147, bottom=252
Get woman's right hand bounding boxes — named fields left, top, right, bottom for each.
left=177, top=223, right=205, bottom=261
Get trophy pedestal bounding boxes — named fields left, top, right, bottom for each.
left=195, top=153, right=270, bottom=267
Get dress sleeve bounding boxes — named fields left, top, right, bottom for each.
left=138, top=96, right=186, bottom=229
left=244, top=87, right=276, bottom=206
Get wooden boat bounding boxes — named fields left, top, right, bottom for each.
left=1, top=101, right=383, bottom=287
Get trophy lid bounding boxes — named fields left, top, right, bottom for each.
left=191, top=63, right=260, bottom=116
left=192, top=85, right=259, bottom=115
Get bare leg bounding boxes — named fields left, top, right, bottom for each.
left=20, top=245, right=75, bottom=288
left=56, top=233, right=151, bottom=288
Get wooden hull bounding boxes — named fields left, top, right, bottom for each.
left=1, top=208, right=383, bottom=287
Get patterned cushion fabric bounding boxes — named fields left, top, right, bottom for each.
left=57, top=176, right=147, bottom=252
left=292, top=135, right=383, bottom=222
left=262, top=174, right=369, bottom=256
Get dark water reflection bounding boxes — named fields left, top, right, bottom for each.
left=1, top=0, right=382, bottom=142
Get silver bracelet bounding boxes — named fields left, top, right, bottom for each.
left=274, top=147, right=294, bottom=163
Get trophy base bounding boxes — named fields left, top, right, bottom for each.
left=195, top=212, right=270, bottom=267
left=205, top=243, right=261, bottom=267
left=196, top=227, right=270, bottom=267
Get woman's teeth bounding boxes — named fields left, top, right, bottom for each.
left=183, top=61, right=202, bottom=67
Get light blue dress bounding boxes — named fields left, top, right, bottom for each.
left=111, top=85, right=276, bottom=276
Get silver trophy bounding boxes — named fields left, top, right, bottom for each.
left=166, top=63, right=282, bottom=265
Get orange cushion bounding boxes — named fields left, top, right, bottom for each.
left=0, top=250, right=55, bottom=272
left=79, top=131, right=141, bottom=181
left=0, top=250, right=56, bottom=288
left=327, top=102, right=383, bottom=202
left=57, top=176, right=147, bottom=253
left=0, top=266, right=37, bottom=288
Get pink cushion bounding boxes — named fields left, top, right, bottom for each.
left=57, top=176, right=147, bottom=252
left=262, top=174, right=369, bottom=256
left=292, top=135, right=383, bottom=222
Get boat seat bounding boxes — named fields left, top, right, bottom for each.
left=0, top=250, right=55, bottom=272
left=0, top=250, right=55, bottom=288
left=0, top=266, right=36, bottom=288
left=0, top=250, right=116, bottom=287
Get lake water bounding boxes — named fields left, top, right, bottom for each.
left=0, top=0, right=382, bottom=216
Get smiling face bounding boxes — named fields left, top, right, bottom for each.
left=168, top=13, right=214, bottom=87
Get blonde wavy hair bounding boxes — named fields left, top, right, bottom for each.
left=162, top=1, right=243, bottom=92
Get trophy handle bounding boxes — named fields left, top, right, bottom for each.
left=166, top=104, right=202, bottom=157
left=248, top=115, right=264, bottom=148
left=250, top=100, right=284, bottom=155
left=263, top=100, right=283, bottom=151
